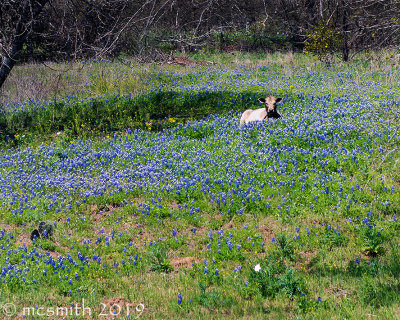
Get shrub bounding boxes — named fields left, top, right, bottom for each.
left=248, top=256, right=305, bottom=299
left=304, top=21, right=341, bottom=61
left=276, top=234, right=295, bottom=261
left=148, top=246, right=173, bottom=273
left=361, top=226, right=385, bottom=257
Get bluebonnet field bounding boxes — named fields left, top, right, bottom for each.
left=1, top=54, right=400, bottom=319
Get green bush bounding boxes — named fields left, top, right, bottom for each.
left=248, top=255, right=305, bottom=299
left=361, top=226, right=385, bottom=257
left=148, top=246, right=174, bottom=273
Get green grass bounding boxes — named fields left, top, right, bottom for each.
left=2, top=49, right=400, bottom=150
left=0, top=50, right=400, bottom=319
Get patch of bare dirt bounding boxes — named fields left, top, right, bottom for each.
left=168, top=200, right=180, bottom=210
left=171, top=256, right=200, bottom=269
left=258, top=219, right=279, bottom=243
left=16, top=233, right=32, bottom=247
left=393, top=306, right=400, bottom=319
left=102, top=297, right=131, bottom=307
left=17, top=233, right=31, bottom=247
left=195, top=226, right=208, bottom=235
left=302, top=250, right=318, bottom=262
left=221, top=222, right=234, bottom=230
left=361, top=252, right=373, bottom=261
left=133, top=228, right=154, bottom=244
left=121, top=222, right=139, bottom=231
left=0, top=222, right=14, bottom=233
left=326, top=286, right=348, bottom=298
left=90, top=204, right=109, bottom=223
left=91, top=212, right=108, bottom=223
left=294, top=250, right=319, bottom=271
left=90, top=204, right=98, bottom=214
left=258, top=224, right=275, bottom=238
left=46, top=250, right=60, bottom=259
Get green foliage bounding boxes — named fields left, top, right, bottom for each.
left=87, top=72, right=147, bottom=96
left=148, top=246, right=174, bottom=273
left=174, top=123, right=214, bottom=140
left=320, top=227, right=348, bottom=249
left=275, top=234, right=295, bottom=261
left=361, top=226, right=385, bottom=257
left=196, top=281, right=234, bottom=309
left=248, top=256, right=305, bottom=299
left=348, top=258, right=380, bottom=277
left=37, top=239, right=57, bottom=252
left=359, top=276, right=397, bottom=308
left=0, top=90, right=259, bottom=145
left=298, top=296, right=328, bottom=313
left=249, top=263, right=280, bottom=298
left=278, top=268, right=305, bottom=299
left=205, top=227, right=264, bottom=263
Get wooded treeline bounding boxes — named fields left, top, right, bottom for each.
left=1, top=0, right=399, bottom=87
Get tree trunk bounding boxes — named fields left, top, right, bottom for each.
left=0, top=0, right=49, bottom=89
left=219, top=28, right=224, bottom=53
left=0, top=38, right=26, bottom=89
left=341, top=0, right=349, bottom=62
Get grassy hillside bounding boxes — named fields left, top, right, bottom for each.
left=0, top=51, right=400, bottom=319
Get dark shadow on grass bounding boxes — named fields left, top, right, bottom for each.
left=0, top=89, right=301, bottom=146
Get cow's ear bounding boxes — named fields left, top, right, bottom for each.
left=275, top=97, right=282, bottom=103
left=258, top=98, right=266, bottom=103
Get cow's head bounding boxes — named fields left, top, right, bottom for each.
left=258, top=96, right=282, bottom=119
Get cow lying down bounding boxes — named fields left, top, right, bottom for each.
left=240, top=96, right=282, bottom=125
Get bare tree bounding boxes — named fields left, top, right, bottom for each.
left=342, top=0, right=400, bottom=57
left=1, top=0, right=400, bottom=93
left=0, top=0, right=176, bottom=90
left=0, top=0, right=49, bottom=88
left=267, top=0, right=400, bottom=60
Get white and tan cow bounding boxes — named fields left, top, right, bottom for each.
left=240, top=96, right=282, bottom=125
